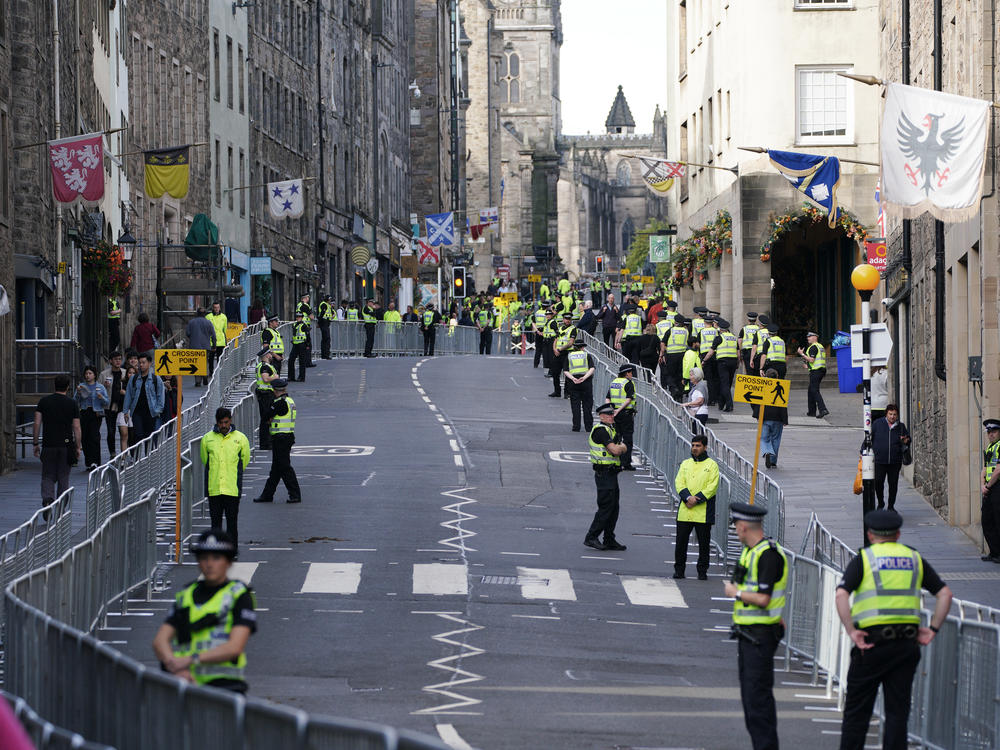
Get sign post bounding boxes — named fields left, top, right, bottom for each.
left=155, top=348, right=208, bottom=560
left=733, top=373, right=791, bottom=504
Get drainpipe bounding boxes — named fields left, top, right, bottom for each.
left=933, top=0, right=946, bottom=381
left=53, top=0, right=64, bottom=338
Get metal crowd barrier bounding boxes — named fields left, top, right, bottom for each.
left=318, top=321, right=509, bottom=358
left=2, top=689, right=114, bottom=750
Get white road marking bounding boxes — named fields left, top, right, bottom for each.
left=412, top=611, right=463, bottom=615
left=228, top=562, right=260, bottom=583
left=449, top=440, right=460, bottom=452
left=606, top=620, right=657, bottom=627
left=247, top=547, right=292, bottom=551
left=517, top=567, right=576, bottom=601
left=413, top=563, right=469, bottom=596
left=620, top=576, right=688, bottom=608
left=429, top=404, right=438, bottom=411
left=416, top=388, right=425, bottom=394
left=501, top=551, right=539, bottom=556
left=422, top=395, right=432, bottom=403
left=454, top=455, right=463, bottom=466
left=315, top=609, right=364, bottom=613
left=437, top=415, right=446, bottom=422
left=298, top=563, right=362, bottom=594
left=581, top=555, right=622, bottom=560
left=443, top=425, right=453, bottom=435
left=512, top=614, right=560, bottom=620
left=361, top=471, right=376, bottom=486
left=332, top=548, right=377, bottom=551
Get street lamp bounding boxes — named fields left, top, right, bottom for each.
left=851, top=262, right=881, bottom=544
left=117, top=227, right=137, bottom=262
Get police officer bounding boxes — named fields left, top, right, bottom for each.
left=565, top=332, right=595, bottom=432
left=362, top=298, right=381, bottom=358
left=616, top=301, right=643, bottom=365
left=714, top=318, right=739, bottom=412
left=690, top=306, right=707, bottom=338
left=673, top=434, right=719, bottom=580
left=584, top=403, right=628, bottom=551
left=699, top=314, right=721, bottom=406
left=723, top=502, right=788, bottom=750
left=738, top=312, right=760, bottom=374
left=531, top=304, right=548, bottom=367
left=548, top=312, right=575, bottom=398
left=107, top=296, right=121, bottom=353
left=253, top=379, right=302, bottom=503
left=477, top=304, right=494, bottom=355
left=980, top=419, right=1000, bottom=562
left=295, top=293, right=315, bottom=368
left=254, top=348, right=277, bottom=450
left=660, top=313, right=689, bottom=399
left=760, top=323, right=787, bottom=379
left=606, top=363, right=637, bottom=471
left=539, top=307, right=557, bottom=373
left=317, top=294, right=335, bottom=359
left=797, top=331, right=829, bottom=419
left=749, top=314, right=771, bottom=376
left=288, top=311, right=309, bottom=382
left=152, top=528, right=256, bottom=692
left=261, top=315, right=284, bottom=377
left=421, top=303, right=441, bottom=356
left=836, top=509, right=953, bottom=750
left=346, top=301, right=360, bottom=322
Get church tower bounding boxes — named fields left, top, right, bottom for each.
left=605, top=86, right=636, bottom=135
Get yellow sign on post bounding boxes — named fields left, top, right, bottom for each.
left=154, top=349, right=208, bottom=377
left=733, top=374, right=791, bottom=505
left=500, top=292, right=518, bottom=302
left=620, top=268, right=630, bottom=275
left=527, top=274, right=542, bottom=283
left=227, top=322, right=246, bottom=347
left=641, top=276, right=654, bottom=284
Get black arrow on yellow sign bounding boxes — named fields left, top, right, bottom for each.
left=744, top=392, right=762, bottom=402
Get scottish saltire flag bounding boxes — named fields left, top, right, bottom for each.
left=637, top=156, right=684, bottom=195
left=425, top=212, right=455, bottom=246
left=769, top=149, right=842, bottom=227
left=267, top=178, right=305, bottom=219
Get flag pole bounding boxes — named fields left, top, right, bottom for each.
left=224, top=176, right=318, bottom=193
left=624, top=153, right=738, bottom=175
left=738, top=145, right=880, bottom=168
left=112, top=141, right=210, bottom=158
left=15, top=125, right=129, bottom=151
left=838, top=71, right=1000, bottom=110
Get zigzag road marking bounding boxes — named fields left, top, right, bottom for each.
left=438, top=487, right=478, bottom=553
left=411, top=613, right=485, bottom=716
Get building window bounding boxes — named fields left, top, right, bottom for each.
left=226, top=36, right=233, bottom=109
left=679, top=120, right=689, bottom=202
left=615, top=160, right=632, bottom=186
left=212, top=29, right=220, bottom=102
left=215, top=139, right=221, bottom=206
left=795, top=0, right=852, bottom=7
left=227, top=146, right=234, bottom=211
left=501, top=51, right=519, bottom=104
left=0, top=108, right=8, bottom=220
left=796, top=65, right=853, bottom=144
left=239, top=148, right=246, bottom=217
left=678, top=1, right=687, bottom=78
left=238, top=44, right=245, bottom=114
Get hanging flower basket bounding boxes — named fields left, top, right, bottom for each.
left=669, top=209, right=732, bottom=290
left=760, top=203, right=868, bottom=262
left=82, top=239, right=133, bottom=298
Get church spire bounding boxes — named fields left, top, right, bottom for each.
left=605, top=85, right=636, bottom=135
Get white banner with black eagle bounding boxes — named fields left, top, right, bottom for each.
left=880, top=83, right=989, bottom=223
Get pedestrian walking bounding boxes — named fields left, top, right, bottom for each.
left=100, top=352, right=126, bottom=456
left=152, top=529, right=256, bottom=692
left=261, top=315, right=284, bottom=377
left=254, top=348, right=277, bottom=450
left=660, top=313, right=688, bottom=399
left=606, top=363, right=637, bottom=471
left=74, top=365, right=109, bottom=470
left=548, top=313, right=574, bottom=398
left=672, top=434, right=719, bottom=579
left=870, top=404, right=910, bottom=511
left=122, top=352, right=166, bottom=445
left=723, top=502, right=788, bottom=750
left=287, top=312, right=309, bottom=382
left=755, top=368, right=788, bottom=468
left=318, top=294, right=335, bottom=359
left=714, top=318, right=739, bottom=412
left=584, top=403, right=628, bottom=551
left=185, top=307, right=217, bottom=386
left=205, top=302, right=228, bottom=375
left=117, top=364, right=137, bottom=451
left=981, top=419, right=1000, bottom=563
left=637, top=323, right=661, bottom=375
left=798, top=331, right=829, bottom=419
left=129, top=312, right=161, bottom=360
left=32, top=374, right=81, bottom=507
left=107, top=296, right=121, bottom=353
left=564, top=333, right=595, bottom=432
left=596, top=294, right=620, bottom=348
left=421, top=303, right=441, bottom=355
left=681, top=367, right=709, bottom=432
left=362, top=299, right=382, bottom=357
left=836, top=509, right=953, bottom=750
left=253, top=379, right=301, bottom=503
left=200, top=408, right=251, bottom=551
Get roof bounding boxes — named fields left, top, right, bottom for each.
left=605, top=85, right=636, bottom=129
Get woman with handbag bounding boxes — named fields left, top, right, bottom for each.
left=74, top=365, right=109, bottom=470
left=870, top=403, right=911, bottom=511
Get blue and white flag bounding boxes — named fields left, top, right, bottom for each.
left=267, top=178, right=305, bottom=219
left=425, top=212, right=455, bottom=246
left=768, top=149, right=842, bottom=227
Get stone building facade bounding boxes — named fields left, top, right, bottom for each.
left=0, top=0, right=12, bottom=472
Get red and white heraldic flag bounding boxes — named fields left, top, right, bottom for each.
left=48, top=132, right=105, bottom=206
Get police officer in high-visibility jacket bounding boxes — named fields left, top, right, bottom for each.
left=749, top=314, right=771, bottom=377
left=698, top=314, right=721, bottom=405
left=564, top=332, right=595, bottom=432
left=153, top=529, right=256, bottom=692
left=317, top=294, right=335, bottom=359
left=606, top=363, right=637, bottom=470
left=616, top=303, right=644, bottom=366
left=531, top=305, right=548, bottom=367
left=421, top=303, right=441, bottom=356
left=759, top=323, right=787, bottom=379
left=346, top=301, right=360, bottom=322
left=723, top=502, right=788, bottom=750
left=797, top=331, right=829, bottom=419
left=548, top=313, right=575, bottom=398
left=477, top=306, right=494, bottom=355
left=295, top=294, right=315, bottom=368
left=288, top=311, right=309, bottom=382
left=262, top=315, right=285, bottom=377
left=714, top=318, right=739, bottom=412
left=252, top=379, right=301, bottom=503
left=980, top=419, right=1000, bottom=562
left=673, top=434, right=719, bottom=580
left=584, top=403, right=628, bottom=551
left=738, top=312, right=760, bottom=375
left=660, top=313, right=689, bottom=398
left=362, top=299, right=381, bottom=358
left=835, top=510, right=952, bottom=750
left=254, top=348, right=277, bottom=450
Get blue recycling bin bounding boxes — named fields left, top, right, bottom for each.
left=835, top=345, right=863, bottom=394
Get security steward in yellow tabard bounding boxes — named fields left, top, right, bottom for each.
left=738, top=312, right=760, bottom=375
left=660, top=313, right=689, bottom=398
left=548, top=313, right=575, bottom=398
left=759, top=323, right=787, bottom=380
left=606, top=363, right=637, bottom=470
left=565, top=332, right=595, bottom=432
left=980, top=419, right=1000, bottom=562
left=254, top=347, right=277, bottom=450
left=152, top=529, right=256, bottom=692
left=262, top=315, right=285, bottom=378
left=673, top=434, right=719, bottom=579
left=835, top=510, right=953, bottom=750
left=252, top=379, right=301, bottom=503
left=584, top=403, right=628, bottom=551
left=288, top=312, right=309, bottom=382
left=723, top=502, right=788, bottom=750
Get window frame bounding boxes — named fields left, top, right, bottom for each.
left=794, top=0, right=853, bottom=8
left=795, top=64, right=854, bottom=146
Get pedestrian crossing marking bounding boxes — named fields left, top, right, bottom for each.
left=517, top=567, right=577, bottom=601
left=228, top=562, right=260, bottom=584
left=298, top=563, right=362, bottom=594
left=413, top=563, right=469, bottom=596
left=619, top=576, right=688, bottom=608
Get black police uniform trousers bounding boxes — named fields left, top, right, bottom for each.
left=208, top=495, right=240, bottom=548
left=566, top=379, right=593, bottom=431
left=586, top=466, right=621, bottom=543
left=807, top=367, right=827, bottom=415
left=108, top=317, right=120, bottom=353
left=767, top=361, right=787, bottom=379
left=549, top=353, right=565, bottom=396
left=982, top=483, right=1000, bottom=557
left=738, top=623, right=783, bottom=750
left=601, top=326, right=615, bottom=348
left=288, top=343, right=308, bottom=381
left=532, top=331, right=544, bottom=367
left=319, top=320, right=332, bottom=358
left=304, top=326, right=314, bottom=366
left=271, top=355, right=283, bottom=379
left=703, top=357, right=720, bottom=405
left=541, top=336, right=553, bottom=370
left=423, top=327, right=436, bottom=356
left=741, top=349, right=755, bottom=375
left=255, top=389, right=274, bottom=450
left=621, top=336, right=641, bottom=366
left=479, top=327, right=493, bottom=354
left=674, top=520, right=711, bottom=576
left=614, top=410, right=635, bottom=469
left=363, top=322, right=376, bottom=357
left=260, top=433, right=301, bottom=500
left=717, top=357, right=738, bottom=410
left=839, top=639, right=920, bottom=750
left=663, top=353, right=685, bottom=399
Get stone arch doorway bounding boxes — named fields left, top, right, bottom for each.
left=767, top=219, right=860, bottom=350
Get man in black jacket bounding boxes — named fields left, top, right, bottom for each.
left=869, top=404, right=910, bottom=511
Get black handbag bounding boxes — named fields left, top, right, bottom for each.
left=901, top=444, right=913, bottom=466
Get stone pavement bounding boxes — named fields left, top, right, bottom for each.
left=705, top=372, right=1000, bottom=608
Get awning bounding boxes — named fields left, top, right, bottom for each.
left=15, top=254, right=55, bottom=292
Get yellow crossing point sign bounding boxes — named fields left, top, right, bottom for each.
left=641, top=276, right=654, bottom=284
left=154, top=348, right=208, bottom=377
left=227, top=322, right=246, bottom=347
left=526, top=274, right=542, bottom=282
left=733, top=374, right=790, bottom=407
left=500, top=292, right=518, bottom=302
left=620, top=268, right=630, bottom=275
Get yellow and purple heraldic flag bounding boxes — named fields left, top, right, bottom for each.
left=768, top=149, right=842, bottom=227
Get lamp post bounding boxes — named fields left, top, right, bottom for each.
left=851, top=262, right=881, bottom=544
